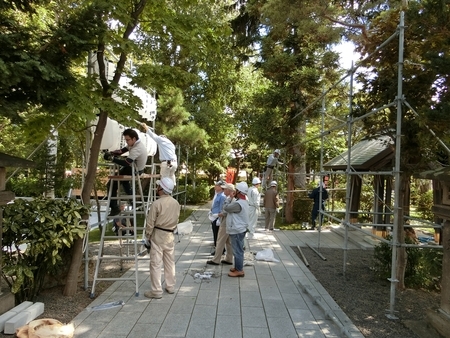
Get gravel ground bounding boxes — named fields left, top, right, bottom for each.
left=292, top=246, right=441, bottom=338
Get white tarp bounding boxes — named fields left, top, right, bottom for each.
left=89, top=53, right=157, bottom=121
left=176, top=221, right=193, bottom=235
left=255, top=248, right=280, bottom=262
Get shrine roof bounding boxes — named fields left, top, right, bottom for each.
left=0, top=152, right=36, bottom=168
left=324, top=135, right=394, bottom=171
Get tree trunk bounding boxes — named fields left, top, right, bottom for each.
left=285, top=122, right=306, bottom=224
left=63, top=111, right=108, bottom=296
left=294, top=121, right=307, bottom=188
left=285, top=162, right=295, bottom=223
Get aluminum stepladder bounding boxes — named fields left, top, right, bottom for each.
left=90, top=163, right=159, bottom=298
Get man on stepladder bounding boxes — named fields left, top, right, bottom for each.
left=104, top=129, right=148, bottom=216
left=144, top=177, right=180, bottom=299
left=262, top=149, right=283, bottom=189
left=140, top=122, right=178, bottom=185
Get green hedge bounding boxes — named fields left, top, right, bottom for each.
left=180, top=183, right=211, bottom=204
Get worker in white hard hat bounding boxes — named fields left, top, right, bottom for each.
left=144, top=177, right=180, bottom=299
left=207, top=183, right=235, bottom=266
left=263, top=181, right=279, bottom=231
left=247, top=177, right=261, bottom=239
left=224, top=181, right=249, bottom=277
left=262, top=149, right=283, bottom=189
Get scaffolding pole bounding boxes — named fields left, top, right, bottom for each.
left=386, top=11, right=405, bottom=320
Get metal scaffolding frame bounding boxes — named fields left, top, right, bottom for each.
left=301, top=12, right=448, bottom=319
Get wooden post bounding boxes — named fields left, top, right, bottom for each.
left=427, top=212, right=450, bottom=336
left=0, top=167, right=15, bottom=313
left=440, top=220, right=450, bottom=314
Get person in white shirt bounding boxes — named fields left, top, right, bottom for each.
left=262, top=149, right=283, bottom=189
left=141, top=123, right=178, bottom=185
left=246, top=177, right=261, bottom=239
left=104, top=128, right=148, bottom=216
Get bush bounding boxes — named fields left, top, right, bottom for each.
left=372, top=235, right=442, bottom=290
left=416, top=190, right=434, bottom=221
left=358, top=182, right=374, bottom=223
left=292, top=192, right=313, bottom=223
left=7, top=175, right=43, bottom=197
left=1, top=197, right=89, bottom=302
left=182, top=183, right=211, bottom=204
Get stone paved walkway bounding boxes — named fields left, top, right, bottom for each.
left=73, top=203, right=365, bottom=338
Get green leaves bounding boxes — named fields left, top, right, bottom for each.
left=1, top=197, right=90, bottom=302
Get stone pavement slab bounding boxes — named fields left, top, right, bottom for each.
left=73, top=204, right=364, bottom=337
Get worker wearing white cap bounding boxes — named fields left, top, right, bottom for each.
left=262, top=149, right=283, bottom=189
left=224, top=181, right=249, bottom=277
left=207, top=183, right=235, bottom=266
left=144, top=177, right=180, bottom=299
left=140, top=123, right=178, bottom=185
left=209, top=180, right=226, bottom=254
left=247, top=177, right=261, bottom=239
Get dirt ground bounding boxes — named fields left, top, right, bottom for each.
left=0, top=241, right=132, bottom=338
left=292, top=246, right=443, bottom=338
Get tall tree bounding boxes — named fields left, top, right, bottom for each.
left=232, top=0, right=343, bottom=222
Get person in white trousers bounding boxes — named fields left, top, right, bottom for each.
left=247, top=177, right=261, bottom=239
left=141, top=123, right=178, bottom=185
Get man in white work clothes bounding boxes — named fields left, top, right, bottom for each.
left=247, top=177, right=261, bottom=239
left=141, top=123, right=178, bottom=185
left=262, top=149, right=283, bottom=189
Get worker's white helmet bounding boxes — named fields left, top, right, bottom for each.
left=157, top=177, right=174, bottom=194
left=252, top=177, right=261, bottom=185
left=270, top=181, right=278, bottom=187
left=236, top=181, right=249, bottom=195
left=274, top=149, right=281, bottom=154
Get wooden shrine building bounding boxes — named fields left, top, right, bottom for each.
left=324, top=135, right=394, bottom=236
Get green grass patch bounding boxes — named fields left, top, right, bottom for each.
left=88, top=207, right=195, bottom=243
left=278, top=223, right=304, bottom=230
left=275, top=214, right=309, bottom=230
